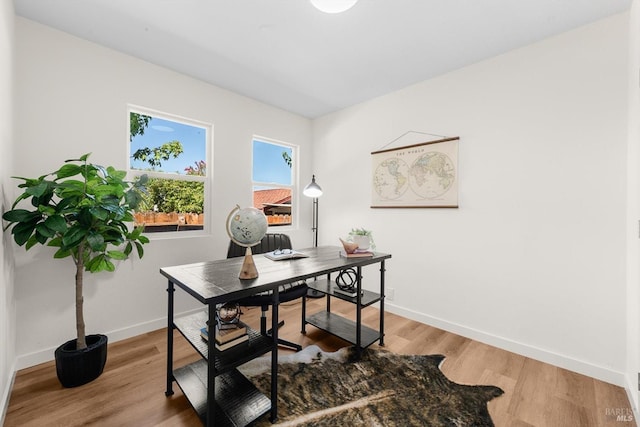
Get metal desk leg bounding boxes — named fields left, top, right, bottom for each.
left=356, top=266, right=362, bottom=358
left=206, top=306, right=217, bottom=427
left=379, top=260, right=386, bottom=346
left=301, top=294, right=307, bottom=334
left=165, top=280, right=175, bottom=396
left=270, top=287, right=280, bottom=423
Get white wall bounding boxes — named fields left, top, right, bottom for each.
left=627, top=0, right=640, bottom=412
left=7, top=6, right=635, bottom=395
left=0, top=0, right=16, bottom=423
left=12, top=18, right=313, bottom=368
left=313, top=13, right=629, bottom=385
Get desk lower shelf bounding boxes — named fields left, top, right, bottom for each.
left=305, top=311, right=381, bottom=348
left=174, top=359, right=270, bottom=427
left=174, top=312, right=273, bottom=374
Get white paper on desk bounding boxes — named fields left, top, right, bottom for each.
left=263, top=250, right=309, bottom=261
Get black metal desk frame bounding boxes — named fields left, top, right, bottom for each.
left=161, top=246, right=391, bottom=427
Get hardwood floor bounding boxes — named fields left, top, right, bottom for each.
left=5, top=297, right=635, bottom=426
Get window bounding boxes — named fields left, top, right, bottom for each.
left=252, top=137, right=296, bottom=227
left=128, top=107, right=210, bottom=234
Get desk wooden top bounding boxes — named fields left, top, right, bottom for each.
left=160, top=245, right=391, bottom=304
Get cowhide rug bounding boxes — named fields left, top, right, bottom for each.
left=239, top=345, right=504, bottom=427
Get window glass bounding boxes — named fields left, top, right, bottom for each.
left=252, top=138, right=295, bottom=227
left=129, top=109, right=209, bottom=234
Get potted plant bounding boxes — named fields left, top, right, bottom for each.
left=2, top=153, right=149, bottom=387
left=348, top=227, right=376, bottom=250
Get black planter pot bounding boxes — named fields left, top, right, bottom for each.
left=54, top=334, right=108, bottom=388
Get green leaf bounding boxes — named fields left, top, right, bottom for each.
left=44, top=215, right=67, bottom=233
left=38, top=205, right=56, bottom=216
left=25, top=235, right=39, bottom=250
left=47, top=236, right=62, bottom=247
left=137, top=235, right=149, bottom=244
left=34, top=229, right=49, bottom=244
left=35, top=223, right=55, bottom=238
left=25, top=182, right=50, bottom=197
left=53, top=247, right=71, bottom=259
left=106, top=167, right=127, bottom=181
left=87, top=255, right=110, bottom=273
left=124, top=242, right=133, bottom=256
left=89, top=207, right=109, bottom=221
left=56, top=164, right=82, bottom=179
left=135, top=241, right=144, bottom=258
left=62, top=226, right=88, bottom=248
left=87, top=233, right=105, bottom=251
left=107, top=250, right=127, bottom=260
left=85, top=254, right=103, bottom=272
left=2, top=209, right=40, bottom=223
left=12, top=222, right=37, bottom=246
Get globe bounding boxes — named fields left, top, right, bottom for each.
left=226, top=205, right=268, bottom=247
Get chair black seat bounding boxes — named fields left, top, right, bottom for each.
left=227, top=233, right=306, bottom=351
left=236, top=282, right=309, bottom=308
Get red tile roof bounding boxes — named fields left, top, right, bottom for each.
left=253, top=188, right=291, bottom=209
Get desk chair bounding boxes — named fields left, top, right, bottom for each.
left=227, top=233, right=307, bottom=351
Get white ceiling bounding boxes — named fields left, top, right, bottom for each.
left=14, top=0, right=632, bottom=118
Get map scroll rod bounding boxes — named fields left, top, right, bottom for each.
left=371, top=135, right=460, bottom=156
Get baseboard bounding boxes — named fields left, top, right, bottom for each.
left=385, top=302, right=627, bottom=387
left=15, top=306, right=204, bottom=370
left=0, top=360, right=17, bottom=427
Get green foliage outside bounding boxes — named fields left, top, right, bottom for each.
left=282, top=151, right=292, bottom=168
left=131, top=140, right=184, bottom=169
left=139, top=178, right=204, bottom=214
left=129, top=112, right=205, bottom=215
left=130, top=112, right=151, bottom=141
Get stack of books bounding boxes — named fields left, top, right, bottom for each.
left=200, top=320, right=249, bottom=351
left=332, top=285, right=363, bottom=298
left=339, top=249, right=374, bottom=258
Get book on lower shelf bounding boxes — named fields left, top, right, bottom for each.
left=216, top=321, right=248, bottom=344
left=339, top=250, right=374, bottom=258
left=202, top=320, right=248, bottom=344
left=200, top=327, right=250, bottom=351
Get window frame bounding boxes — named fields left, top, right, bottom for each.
left=127, top=105, right=212, bottom=238
left=251, top=135, right=298, bottom=231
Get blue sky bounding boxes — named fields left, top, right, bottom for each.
left=253, top=139, right=292, bottom=185
left=130, top=116, right=206, bottom=174
left=130, top=117, right=292, bottom=184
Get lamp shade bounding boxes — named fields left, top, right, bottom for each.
left=303, top=175, right=323, bottom=198
left=310, top=0, right=358, bottom=14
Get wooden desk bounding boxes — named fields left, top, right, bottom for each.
left=161, top=246, right=391, bottom=426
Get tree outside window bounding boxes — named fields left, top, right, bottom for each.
left=129, top=109, right=209, bottom=233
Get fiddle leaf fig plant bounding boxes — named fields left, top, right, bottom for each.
left=2, top=153, right=149, bottom=350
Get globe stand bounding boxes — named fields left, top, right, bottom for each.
left=239, top=246, right=259, bottom=279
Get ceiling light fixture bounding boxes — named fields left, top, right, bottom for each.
left=310, top=0, right=358, bottom=14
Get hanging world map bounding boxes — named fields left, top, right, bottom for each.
left=371, top=138, right=459, bottom=208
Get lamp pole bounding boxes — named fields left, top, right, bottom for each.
left=303, top=174, right=323, bottom=247
left=311, top=196, right=319, bottom=247
left=303, top=175, right=324, bottom=298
